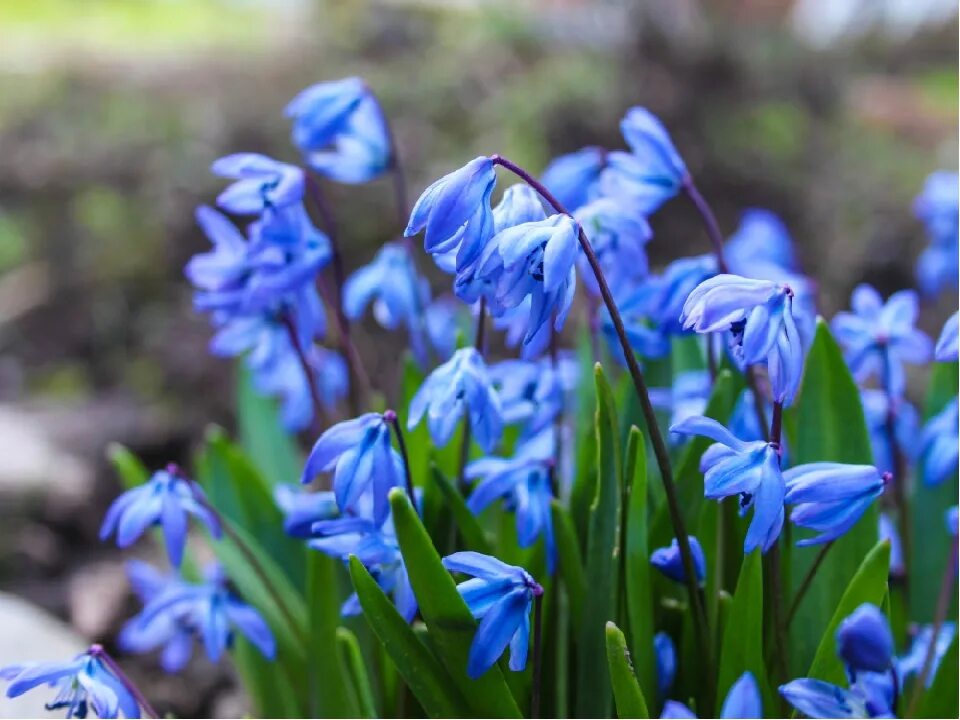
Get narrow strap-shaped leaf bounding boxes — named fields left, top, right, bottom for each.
left=236, top=364, right=302, bottom=489
left=551, top=500, right=585, bottom=635
left=337, top=627, right=378, bottom=719
left=918, top=634, right=958, bottom=718
left=307, top=552, right=356, bottom=717
left=389, top=489, right=523, bottom=718
left=349, top=556, right=471, bottom=718
left=233, top=637, right=301, bottom=718
left=606, top=621, right=650, bottom=718
left=431, top=464, right=494, bottom=554
left=575, top=363, right=621, bottom=718
left=106, top=443, right=149, bottom=489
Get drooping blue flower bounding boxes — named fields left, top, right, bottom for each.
left=408, top=348, right=503, bottom=452
left=650, top=370, right=712, bottom=436
left=916, top=240, right=959, bottom=298
left=661, top=672, right=762, bottom=719
left=784, top=463, right=887, bottom=546
left=285, top=77, right=368, bottom=152
left=423, top=296, right=462, bottom=362
left=135, top=563, right=275, bottom=664
left=99, top=467, right=220, bottom=567
left=728, top=388, right=772, bottom=445
left=302, top=412, right=404, bottom=524
left=671, top=416, right=784, bottom=553
left=837, top=604, right=894, bottom=675
left=935, top=311, right=959, bottom=362
left=540, top=146, right=606, bottom=211
left=653, top=255, right=719, bottom=335
left=273, top=485, right=339, bottom=539
left=914, top=170, right=959, bottom=297
left=878, top=513, right=905, bottom=578
left=650, top=536, right=707, bottom=585
left=1, top=650, right=141, bottom=719
left=210, top=153, right=304, bottom=215
left=488, top=355, right=577, bottom=439
left=725, top=208, right=797, bottom=273
left=860, top=389, right=918, bottom=476
left=600, top=283, right=671, bottom=362
left=899, top=622, right=957, bottom=688
left=575, top=197, right=652, bottom=297
left=919, top=397, right=958, bottom=486
left=299, top=94, right=390, bottom=184
left=442, top=551, right=542, bottom=678
left=654, top=632, right=676, bottom=699
left=779, top=676, right=893, bottom=719
left=466, top=429, right=556, bottom=571
left=405, top=156, right=497, bottom=272
left=831, top=285, right=932, bottom=397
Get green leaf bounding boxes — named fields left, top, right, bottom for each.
left=805, top=540, right=890, bottom=685
left=389, top=489, right=522, bottom=718
left=551, top=500, right=586, bottom=636
left=570, top=327, right=599, bottom=546
left=431, top=464, right=493, bottom=554
left=605, top=621, right=650, bottom=719
left=337, top=627, right=378, bottom=719
left=624, top=426, right=656, bottom=703
left=236, top=365, right=301, bottom=489
left=717, top=550, right=768, bottom=714
left=576, top=363, right=621, bottom=718
left=918, top=633, right=958, bottom=718
left=306, top=552, right=355, bottom=717
left=787, top=319, right=878, bottom=675
left=233, top=637, right=301, bottom=718
left=106, top=443, right=149, bottom=489
left=349, top=556, right=470, bottom=718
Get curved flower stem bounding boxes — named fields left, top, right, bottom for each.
left=906, top=534, right=958, bottom=717
left=280, top=311, right=324, bottom=423
left=89, top=644, right=159, bottom=719
left=385, top=409, right=417, bottom=509
left=785, top=540, right=835, bottom=628
left=681, top=176, right=729, bottom=273
left=531, top=590, right=545, bottom=719
left=490, top=154, right=713, bottom=697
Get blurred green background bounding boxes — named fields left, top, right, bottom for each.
left=0, top=0, right=955, bottom=715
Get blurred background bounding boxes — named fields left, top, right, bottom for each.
left=0, top=0, right=956, bottom=716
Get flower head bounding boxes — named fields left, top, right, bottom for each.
left=935, top=311, right=959, bottom=362
left=408, top=348, right=503, bottom=452
left=442, top=551, right=542, bottom=678
left=654, top=632, right=676, bottom=698
left=650, top=536, right=707, bottom=585
left=860, top=389, right=918, bottom=476
left=541, top=147, right=606, bottom=211
left=344, top=242, right=426, bottom=337
left=273, top=485, right=339, bottom=539
left=899, top=622, right=957, bottom=687
left=574, top=197, right=652, bottom=296
left=914, top=170, right=959, bottom=296
left=285, top=77, right=368, bottom=151
left=210, top=153, right=304, bottom=214
left=836, top=604, right=894, bottom=675
left=779, top=676, right=892, bottom=719
left=488, top=355, right=576, bottom=438
left=920, top=397, right=958, bottom=486
left=99, top=467, right=220, bottom=567
left=661, top=672, right=762, bottom=719
left=671, top=416, right=784, bottom=553
left=725, top=209, right=797, bottom=274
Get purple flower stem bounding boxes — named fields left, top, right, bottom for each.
left=681, top=176, right=729, bottom=273
left=385, top=409, right=417, bottom=511
left=88, top=644, right=159, bottom=719
left=490, top=153, right=713, bottom=700
left=785, top=540, right=835, bottom=627
left=456, top=297, right=487, bottom=491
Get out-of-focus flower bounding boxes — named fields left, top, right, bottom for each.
left=650, top=536, right=707, bottom=585
left=408, top=348, right=503, bottom=452
left=662, top=672, right=762, bottom=719
left=423, top=296, right=462, bottom=362
left=285, top=77, right=369, bottom=152
left=300, top=95, right=390, bottom=184
left=650, top=371, right=712, bottom=434
left=654, top=632, right=676, bottom=699
left=919, top=397, right=959, bottom=486
left=575, top=198, right=652, bottom=297
left=831, top=285, right=932, bottom=398
left=541, top=147, right=606, bottom=211
left=99, top=467, right=220, bottom=567
left=878, top=513, right=904, bottom=578
left=211, top=153, right=304, bottom=214
left=725, top=209, right=797, bottom=275
left=344, top=242, right=427, bottom=344
left=836, top=604, right=894, bottom=674
left=489, top=355, right=577, bottom=438
left=935, top=311, right=959, bottom=362
left=671, top=416, right=783, bottom=553
left=914, top=171, right=959, bottom=297
left=860, top=389, right=918, bottom=476
left=779, top=676, right=892, bottom=719
left=273, top=485, right=339, bottom=539
left=784, top=463, right=887, bottom=546
left=443, top=552, right=542, bottom=678
left=948, top=506, right=958, bottom=536
left=899, top=622, right=957, bottom=687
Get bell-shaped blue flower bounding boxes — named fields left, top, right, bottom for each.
left=424, top=296, right=462, bottom=362
left=916, top=239, right=959, bottom=298
left=831, top=284, right=932, bottom=397
left=784, top=463, right=887, bottom=546
left=653, top=254, right=718, bottom=335
left=540, top=146, right=605, bottom=211
left=650, top=370, right=712, bottom=436
left=273, top=485, right=339, bottom=539
left=466, top=429, right=557, bottom=571
left=489, top=355, right=576, bottom=439
left=100, top=466, right=220, bottom=567
left=660, top=700, right=698, bottom=718
left=836, top=603, right=894, bottom=675
left=919, top=397, right=958, bottom=486
left=899, top=622, right=957, bottom=688
left=671, top=416, right=784, bottom=553
left=575, top=197, right=652, bottom=297
left=405, top=156, right=497, bottom=271
left=654, top=632, right=676, bottom=698
left=1, top=651, right=141, bottom=719
left=779, top=676, right=892, bottom=719
left=860, top=389, right=917, bottom=476
left=211, top=153, right=304, bottom=214
left=442, top=551, right=542, bottom=678
left=914, top=170, right=959, bottom=297
left=650, top=536, right=707, bottom=585
left=935, top=311, right=958, bottom=362
left=408, top=348, right=503, bottom=453
left=302, top=412, right=404, bottom=524
left=661, top=672, right=762, bottom=719
left=300, top=94, right=389, bottom=184
left=285, top=77, right=368, bottom=152
left=725, top=209, right=797, bottom=275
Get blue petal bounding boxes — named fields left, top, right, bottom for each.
left=466, top=588, right=529, bottom=679
left=721, top=672, right=762, bottom=718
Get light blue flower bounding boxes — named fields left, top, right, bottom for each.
left=831, top=284, right=932, bottom=398
left=919, top=397, right=958, bottom=486
left=878, top=513, right=904, bottom=578
left=654, top=632, right=676, bottom=699
left=601, top=284, right=671, bottom=361
left=540, top=146, right=606, bottom=211
left=916, top=240, right=959, bottom=298
left=653, top=254, right=718, bottom=335
left=100, top=467, right=220, bottom=567
left=949, top=506, right=958, bottom=536
left=860, top=389, right=918, bottom=476
left=671, top=415, right=784, bottom=553
left=779, top=676, right=892, bottom=719
left=784, top=463, right=887, bottom=546
left=650, top=536, right=707, bottom=585
left=408, top=348, right=503, bottom=453
left=914, top=170, right=959, bottom=296
left=211, top=153, right=304, bottom=214
left=575, top=197, right=652, bottom=296
left=935, top=311, right=959, bottom=362
left=301, top=94, right=389, bottom=184
left=442, top=551, right=542, bottom=678
left=423, top=296, right=462, bottom=362
left=285, top=77, right=369, bottom=152
left=302, top=412, right=404, bottom=524
left=836, top=603, right=894, bottom=675
left=899, top=622, right=956, bottom=687
left=405, top=156, right=497, bottom=272
left=728, top=388, right=772, bottom=445
left=344, top=242, right=427, bottom=341
left=661, top=672, right=762, bottom=719
left=273, top=485, right=339, bottom=539
left=489, top=355, right=577, bottom=439
left=466, top=429, right=556, bottom=572
left=1, top=651, right=141, bottom=719
left=725, top=208, right=797, bottom=275
left=650, top=370, right=712, bottom=434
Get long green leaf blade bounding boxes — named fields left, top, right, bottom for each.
left=551, top=500, right=586, bottom=636
left=306, top=552, right=355, bottom=717
left=605, top=621, right=650, bottom=719
left=431, top=464, right=493, bottom=554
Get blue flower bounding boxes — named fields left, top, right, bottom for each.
left=652, top=255, right=718, bottom=335
left=442, top=551, right=542, bottom=678
left=878, top=513, right=904, bottom=578
left=600, top=284, right=670, bottom=361
left=423, top=296, right=462, bottom=362
left=949, top=506, right=958, bottom=536
left=299, top=94, right=389, bottom=184
left=99, top=467, right=220, bottom=567
left=914, top=171, right=959, bottom=296
left=466, top=429, right=556, bottom=571
left=831, top=285, right=932, bottom=397
left=899, top=622, right=957, bottom=687
left=784, top=463, right=887, bottom=546
left=725, top=209, right=797, bottom=275
left=671, top=416, right=783, bottom=553
left=273, top=485, right=339, bottom=539
left=405, top=156, right=497, bottom=272
left=860, top=389, right=918, bottom=476
left=654, top=632, right=676, bottom=699
left=210, top=153, right=304, bottom=214
left=779, top=676, right=892, bottom=719
left=836, top=604, right=894, bottom=675
left=650, top=536, right=706, bottom=585
left=935, top=311, right=958, bottom=362
left=916, top=240, right=959, bottom=298
left=344, top=242, right=427, bottom=344
left=540, top=147, right=605, bottom=211
left=1, top=651, right=141, bottom=719
left=661, top=672, right=762, bottom=719
left=302, top=413, right=404, bottom=524
left=575, top=197, right=652, bottom=297
left=489, top=355, right=576, bottom=438
left=135, top=563, right=275, bottom=664
left=919, top=397, right=958, bottom=486
left=660, top=700, right=697, bottom=718
left=408, top=348, right=503, bottom=453
left=728, top=388, right=772, bottom=444
left=285, top=77, right=368, bottom=152
left=650, top=370, right=712, bottom=435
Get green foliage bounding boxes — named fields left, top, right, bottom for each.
left=605, top=622, right=650, bottom=719
left=236, top=367, right=302, bottom=489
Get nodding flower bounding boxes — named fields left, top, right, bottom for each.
left=210, top=153, right=304, bottom=215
